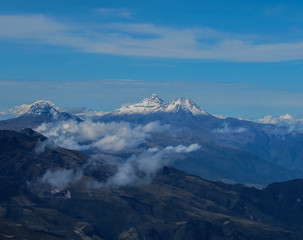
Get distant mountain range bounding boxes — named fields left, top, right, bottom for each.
left=97, top=94, right=303, bottom=185
left=1, top=95, right=303, bottom=186
left=1, top=128, right=303, bottom=239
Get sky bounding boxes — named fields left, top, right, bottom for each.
left=1, top=0, right=303, bottom=118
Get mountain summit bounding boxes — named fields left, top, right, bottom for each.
left=0, top=100, right=80, bottom=131
left=114, top=93, right=164, bottom=115
left=146, top=93, right=164, bottom=104
left=113, top=94, right=209, bottom=116
left=25, top=100, right=60, bottom=117
left=9, top=100, right=60, bottom=117
left=166, top=97, right=208, bottom=115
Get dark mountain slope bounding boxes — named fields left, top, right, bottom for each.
left=0, top=128, right=87, bottom=183
left=1, top=129, right=303, bottom=239
left=148, top=133, right=302, bottom=185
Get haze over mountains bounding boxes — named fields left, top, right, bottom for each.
left=1, top=94, right=303, bottom=186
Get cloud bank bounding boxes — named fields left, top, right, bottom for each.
left=96, top=144, right=200, bottom=188
left=33, top=118, right=200, bottom=190
left=37, top=143, right=201, bottom=190
left=35, top=119, right=170, bottom=152
left=256, top=114, right=303, bottom=134
left=1, top=14, right=303, bottom=62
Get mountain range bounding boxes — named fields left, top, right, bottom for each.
left=1, top=95, right=303, bottom=186
left=1, top=128, right=303, bottom=239
left=112, top=93, right=208, bottom=116
left=97, top=94, right=303, bottom=184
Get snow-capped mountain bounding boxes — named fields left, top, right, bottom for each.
left=113, top=94, right=164, bottom=115
left=165, top=97, right=208, bottom=115
left=0, top=100, right=80, bottom=131
left=113, top=94, right=209, bottom=116
left=7, top=100, right=60, bottom=117
left=24, top=100, right=60, bottom=117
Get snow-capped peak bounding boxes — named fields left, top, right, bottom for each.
left=25, top=100, right=60, bottom=116
left=145, top=93, right=164, bottom=104
left=113, top=94, right=209, bottom=116
left=113, top=94, right=164, bottom=115
left=165, top=97, right=208, bottom=116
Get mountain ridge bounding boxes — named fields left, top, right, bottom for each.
left=113, top=93, right=209, bottom=116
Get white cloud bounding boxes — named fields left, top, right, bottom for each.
left=63, top=107, right=107, bottom=119
left=33, top=117, right=200, bottom=189
left=39, top=168, right=83, bottom=191
left=0, top=111, right=11, bottom=120
left=1, top=14, right=303, bottom=62
left=257, top=114, right=294, bottom=124
left=34, top=139, right=56, bottom=154
left=35, top=119, right=170, bottom=152
left=213, top=123, right=247, bottom=134
left=166, top=143, right=201, bottom=153
left=36, top=140, right=200, bottom=190
left=256, top=114, right=303, bottom=134
left=92, top=143, right=201, bottom=188
left=10, top=103, right=32, bottom=116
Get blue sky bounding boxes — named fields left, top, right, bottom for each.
left=1, top=0, right=303, bottom=117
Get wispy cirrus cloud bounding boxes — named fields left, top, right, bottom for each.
left=0, top=15, right=67, bottom=39
left=1, top=14, right=303, bottom=62
left=95, top=8, right=133, bottom=19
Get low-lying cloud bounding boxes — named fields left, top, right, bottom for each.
left=39, top=168, right=83, bottom=191
left=63, top=107, right=107, bottom=119
left=99, top=144, right=200, bottom=187
left=213, top=123, right=247, bottom=134
left=35, top=119, right=170, bottom=152
left=34, top=139, right=56, bottom=154
left=38, top=143, right=200, bottom=191
left=256, top=114, right=303, bottom=134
